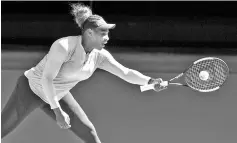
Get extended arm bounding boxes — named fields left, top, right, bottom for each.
left=98, top=49, right=151, bottom=86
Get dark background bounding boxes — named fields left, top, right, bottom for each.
left=2, top=1, right=237, bottom=54
left=2, top=1, right=237, bottom=17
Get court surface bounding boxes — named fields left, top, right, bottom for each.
left=2, top=51, right=237, bottom=143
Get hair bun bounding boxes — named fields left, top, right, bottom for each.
left=70, top=3, right=92, bottom=28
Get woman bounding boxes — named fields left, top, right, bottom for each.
left=1, top=3, right=167, bottom=143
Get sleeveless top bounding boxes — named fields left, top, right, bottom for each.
left=24, top=36, right=150, bottom=108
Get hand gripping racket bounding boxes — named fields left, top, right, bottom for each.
left=140, top=57, right=229, bottom=92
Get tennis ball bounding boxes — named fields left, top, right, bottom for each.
left=199, top=71, right=209, bottom=80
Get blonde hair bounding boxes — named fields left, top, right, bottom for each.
left=70, top=3, right=92, bottom=28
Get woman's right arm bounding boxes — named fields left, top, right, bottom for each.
left=41, top=39, right=68, bottom=112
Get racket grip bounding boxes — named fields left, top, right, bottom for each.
left=140, top=84, right=155, bottom=92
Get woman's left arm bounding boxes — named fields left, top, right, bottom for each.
left=98, top=49, right=152, bottom=86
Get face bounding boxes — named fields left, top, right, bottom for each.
left=91, top=28, right=110, bottom=50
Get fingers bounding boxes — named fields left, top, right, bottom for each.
left=154, top=78, right=163, bottom=84
left=58, top=122, right=71, bottom=129
left=66, top=115, right=70, bottom=125
left=63, top=124, right=71, bottom=129
left=156, top=78, right=163, bottom=83
left=57, top=116, right=71, bottom=129
left=158, top=86, right=168, bottom=91
left=154, top=81, right=168, bottom=92
left=149, top=78, right=167, bottom=92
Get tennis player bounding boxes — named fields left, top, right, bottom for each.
left=1, top=3, right=167, bottom=143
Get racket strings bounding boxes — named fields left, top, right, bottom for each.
left=185, top=59, right=229, bottom=91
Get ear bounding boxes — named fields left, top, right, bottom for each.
left=87, top=29, right=94, bottom=38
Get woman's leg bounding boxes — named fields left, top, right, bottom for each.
left=40, top=100, right=101, bottom=143
left=1, top=75, right=46, bottom=138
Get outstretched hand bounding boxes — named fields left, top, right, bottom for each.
left=55, top=109, right=71, bottom=129
left=148, top=78, right=168, bottom=92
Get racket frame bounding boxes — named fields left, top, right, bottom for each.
left=140, top=57, right=229, bottom=92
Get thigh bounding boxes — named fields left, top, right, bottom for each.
left=1, top=74, right=46, bottom=138
left=19, top=75, right=46, bottom=108
left=3, top=74, right=46, bottom=114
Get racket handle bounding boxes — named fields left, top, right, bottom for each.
left=140, top=84, right=155, bottom=92
left=140, top=81, right=169, bottom=92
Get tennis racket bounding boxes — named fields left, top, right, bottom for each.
left=140, top=57, right=229, bottom=92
